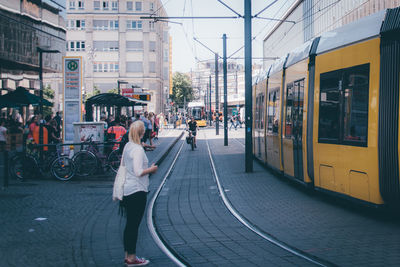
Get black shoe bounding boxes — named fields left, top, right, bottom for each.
left=194, top=144, right=197, bottom=148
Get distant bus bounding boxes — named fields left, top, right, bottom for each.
left=187, top=102, right=207, bottom=127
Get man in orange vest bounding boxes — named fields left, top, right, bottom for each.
left=107, top=118, right=127, bottom=150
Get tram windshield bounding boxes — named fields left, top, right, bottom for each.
left=191, top=107, right=202, bottom=120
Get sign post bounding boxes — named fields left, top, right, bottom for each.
left=63, top=57, right=82, bottom=143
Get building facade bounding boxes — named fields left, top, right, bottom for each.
left=0, top=0, right=66, bottom=115
left=63, top=0, right=170, bottom=114
left=263, top=0, right=400, bottom=68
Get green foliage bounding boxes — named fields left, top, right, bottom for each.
left=171, top=72, right=193, bottom=107
left=107, top=88, right=119, bottom=94
left=86, top=85, right=101, bottom=99
left=43, top=84, right=54, bottom=118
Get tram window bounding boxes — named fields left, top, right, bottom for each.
left=342, top=64, right=369, bottom=146
left=267, top=88, right=280, bottom=134
left=285, top=83, right=294, bottom=138
left=318, top=63, right=370, bottom=147
left=319, top=70, right=341, bottom=143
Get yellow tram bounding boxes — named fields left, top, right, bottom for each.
left=187, top=101, right=207, bottom=127
left=253, top=7, right=400, bottom=207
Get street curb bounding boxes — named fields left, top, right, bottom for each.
left=152, top=130, right=184, bottom=166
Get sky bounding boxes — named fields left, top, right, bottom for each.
left=161, top=0, right=296, bottom=73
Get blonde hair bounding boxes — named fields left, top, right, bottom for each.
left=129, top=120, right=145, bottom=144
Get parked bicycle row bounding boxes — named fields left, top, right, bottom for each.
left=8, top=137, right=124, bottom=182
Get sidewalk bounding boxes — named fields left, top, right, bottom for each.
left=0, top=128, right=183, bottom=267
left=205, top=128, right=400, bottom=267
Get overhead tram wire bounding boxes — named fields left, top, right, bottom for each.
left=264, top=0, right=342, bottom=55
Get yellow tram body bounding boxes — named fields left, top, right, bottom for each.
left=252, top=8, right=400, bottom=207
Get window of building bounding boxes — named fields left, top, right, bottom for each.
left=163, top=49, right=168, bottom=62
left=110, top=20, right=119, bottom=29
left=318, top=63, right=369, bottom=146
left=127, top=1, right=133, bottom=10
left=77, top=1, right=84, bottom=9
left=126, top=20, right=143, bottom=30
left=126, top=41, right=143, bottom=51
left=135, top=1, right=142, bottom=11
left=93, top=41, right=119, bottom=51
left=149, top=41, right=156, bottom=51
left=111, top=1, right=118, bottom=10
left=69, top=1, right=75, bottom=10
left=126, top=62, right=143, bottom=72
left=149, top=2, right=154, bottom=11
left=149, top=62, right=156, bottom=73
left=103, top=1, right=109, bottom=10
left=94, top=62, right=119, bottom=72
left=267, top=88, right=280, bottom=134
left=67, top=41, right=85, bottom=51
left=94, top=1, right=100, bottom=10
left=163, top=67, right=168, bottom=80
left=149, top=21, right=155, bottom=31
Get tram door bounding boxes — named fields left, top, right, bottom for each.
left=292, top=79, right=304, bottom=180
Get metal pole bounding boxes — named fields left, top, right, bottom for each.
left=223, top=34, right=228, bottom=146
left=118, top=80, right=120, bottom=95
left=39, top=51, right=44, bottom=163
left=209, top=75, right=212, bottom=126
left=215, top=53, right=219, bottom=135
left=244, top=0, right=253, bottom=172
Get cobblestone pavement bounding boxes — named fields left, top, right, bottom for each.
left=154, top=131, right=316, bottom=266
left=2, top=126, right=400, bottom=267
left=205, top=128, right=400, bottom=267
left=0, top=128, right=182, bottom=267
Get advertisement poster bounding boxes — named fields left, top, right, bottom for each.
left=63, top=57, right=82, bottom=142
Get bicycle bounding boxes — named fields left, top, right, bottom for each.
left=72, top=135, right=121, bottom=177
left=9, top=143, right=76, bottom=181
left=186, top=129, right=196, bottom=151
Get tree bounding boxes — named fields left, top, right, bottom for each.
left=43, top=84, right=54, bottom=118
left=171, top=72, right=193, bottom=107
left=107, top=88, right=118, bottom=94
left=86, top=85, right=101, bottom=99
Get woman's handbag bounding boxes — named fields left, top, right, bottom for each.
left=112, top=149, right=126, bottom=201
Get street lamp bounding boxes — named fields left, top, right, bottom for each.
left=37, top=46, right=60, bottom=162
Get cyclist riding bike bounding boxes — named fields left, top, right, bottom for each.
left=187, top=116, right=198, bottom=148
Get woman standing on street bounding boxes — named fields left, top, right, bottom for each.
left=121, top=120, right=158, bottom=266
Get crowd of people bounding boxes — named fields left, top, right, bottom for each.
left=0, top=111, right=63, bottom=152
left=101, top=111, right=166, bottom=151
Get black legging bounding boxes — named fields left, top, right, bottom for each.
left=122, top=191, right=147, bottom=254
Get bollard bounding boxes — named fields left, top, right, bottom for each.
left=3, top=151, right=9, bottom=187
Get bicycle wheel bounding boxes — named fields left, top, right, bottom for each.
left=51, top=156, right=76, bottom=181
left=191, top=138, right=194, bottom=150
left=72, top=150, right=97, bottom=177
left=108, top=149, right=122, bottom=173
left=9, top=154, right=37, bottom=181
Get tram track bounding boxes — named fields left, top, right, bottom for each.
left=147, top=131, right=335, bottom=266
left=208, top=135, right=335, bottom=267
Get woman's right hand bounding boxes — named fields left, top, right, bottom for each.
left=150, top=164, right=158, bottom=173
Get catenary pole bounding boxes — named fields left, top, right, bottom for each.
left=215, top=53, right=219, bottom=135
left=223, top=34, right=228, bottom=146
left=244, top=0, right=253, bottom=172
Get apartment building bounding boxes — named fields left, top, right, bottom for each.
left=263, top=0, right=400, bottom=67
left=64, top=0, right=170, bottom=114
left=0, top=0, right=66, bottom=116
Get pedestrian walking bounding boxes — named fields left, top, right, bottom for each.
left=119, top=120, right=158, bottom=266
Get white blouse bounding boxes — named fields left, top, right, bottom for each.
left=123, top=142, right=149, bottom=196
